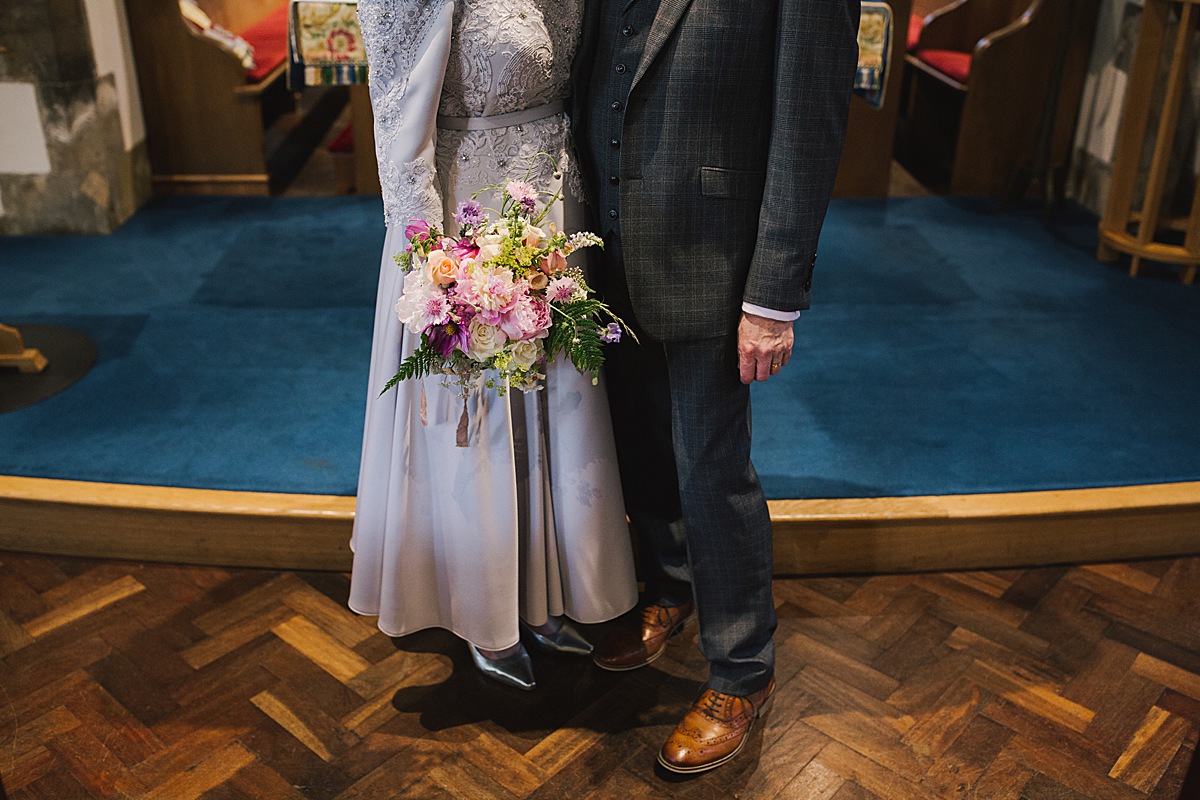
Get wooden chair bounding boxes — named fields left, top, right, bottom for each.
left=900, top=0, right=1097, bottom=195
left=123, top=0, right=346, bottom=194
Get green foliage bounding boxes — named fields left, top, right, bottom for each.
left=547, top=299, right=612, bottom=377
left=379, top=338, right=441, bottom=396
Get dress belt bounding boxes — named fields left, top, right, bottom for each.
left=437, top=99, right=566, bottom=131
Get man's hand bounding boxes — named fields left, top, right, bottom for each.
left=737, top=312, right=794, bottom=384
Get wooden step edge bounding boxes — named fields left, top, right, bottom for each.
left=0, top=475, right=355, bottom=518
left=3, top=476, right=1199, bottom=573
left=769, top=481, right=1200, bottom=523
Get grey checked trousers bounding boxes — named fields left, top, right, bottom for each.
left=598, top=232, right=777, bottom=696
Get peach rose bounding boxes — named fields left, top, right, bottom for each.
left=426, top=249, right=458, bottom=286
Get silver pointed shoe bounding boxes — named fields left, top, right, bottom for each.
left=468, top=644, right=536, bottom=691
left=520, top=619, right=594, bottom=656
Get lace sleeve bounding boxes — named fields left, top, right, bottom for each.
left=357, top=0, right=453, bottom=229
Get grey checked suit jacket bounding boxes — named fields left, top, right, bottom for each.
left=575, top=0, right=860, bottom=341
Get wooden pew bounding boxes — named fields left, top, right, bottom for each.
left=124, top=0, right=347, bottom=195
left=900, top=0, right=1098, bottom=195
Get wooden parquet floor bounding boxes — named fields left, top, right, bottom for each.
left=2, top=551, right=1199, bottom=799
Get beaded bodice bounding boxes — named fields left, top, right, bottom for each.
left=357, top=0, right=583, bottom=228
left=441, top=0, right=581, bottom=117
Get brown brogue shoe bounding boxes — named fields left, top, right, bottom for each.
left=593, top=602, right=694, bottom=671
left=657, top=677, right=776, bottom=774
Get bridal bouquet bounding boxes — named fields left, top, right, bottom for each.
left=383, top=159, right=629, bottom=405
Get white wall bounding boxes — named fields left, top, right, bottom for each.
left=1074, top=0, right=1141, bottom=170
left=0, top=82, right=53, bottom=175
left=81, top=0, right=146, bottom=151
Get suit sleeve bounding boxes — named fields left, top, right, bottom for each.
left=741, top=0, right=859, bottom=313
left=358, top=0, right=454, bottom=231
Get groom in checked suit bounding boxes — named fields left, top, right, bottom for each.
left=574, top=0, right=860, bottom=773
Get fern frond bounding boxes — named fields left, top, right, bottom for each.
left=380, top=339, right=441, bottom=396
left=547, top=299, right=613, bottom=376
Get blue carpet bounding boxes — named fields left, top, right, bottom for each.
left=1, top=195, right=1197, bottom=498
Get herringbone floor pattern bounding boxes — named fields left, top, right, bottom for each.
left=2, top=550, right=1198, bottom=799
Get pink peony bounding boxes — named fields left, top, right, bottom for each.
left=454, top=262, right=519, bottom=318
left=483, top=270, right=519, bottom=312
left=501, top=290, right=552, bottom=341
left=476, top=308, right=503, bottom=326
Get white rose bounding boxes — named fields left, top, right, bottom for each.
left=477, top=233, right=505, bottom=262
left=511, top=338, right=543, bottom=369
left=467, top=319, right=507, bottom=360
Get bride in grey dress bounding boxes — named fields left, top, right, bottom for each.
left=349, top=0, right=638, bottom=690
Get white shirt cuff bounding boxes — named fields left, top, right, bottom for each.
left=742, top=302, right=801, bottom=322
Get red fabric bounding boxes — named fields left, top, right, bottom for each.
left=328, top=124, right=354, bottom=153
left=907, top=14, right=924, bottom=51
left=240, top=3, right=290, bottom=82
left=916, top=49, right=972, bottom=84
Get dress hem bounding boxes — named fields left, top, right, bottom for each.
left=347, top=597, right=638, bottom=651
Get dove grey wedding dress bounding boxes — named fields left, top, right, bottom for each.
left=349, top=0, right=637, bottom=667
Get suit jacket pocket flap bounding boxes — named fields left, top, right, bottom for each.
left=700, top=167, right=765, bottom=200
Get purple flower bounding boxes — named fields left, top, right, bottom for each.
left=519, top=196, right=537, bottom=215
left=600, top=322, right=622, bottom=344
left=428, top=319, right=469, bottom=357
left=454, top=200, right=484, bottom=227
left=450, top=300, right=476, bottom=325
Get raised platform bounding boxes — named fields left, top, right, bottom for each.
left=3, top=195, right=1199, bottom=573
left=3, top=476, right=1198, bottom=574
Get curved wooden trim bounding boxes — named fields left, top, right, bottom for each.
left=770, top=482, right=1200, bottom=521
left=2, top=476, right=1199, bottom=574
left=973, top=0, right=1042, bottom=55
left=1099, top=229, right=1200, bottom=266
